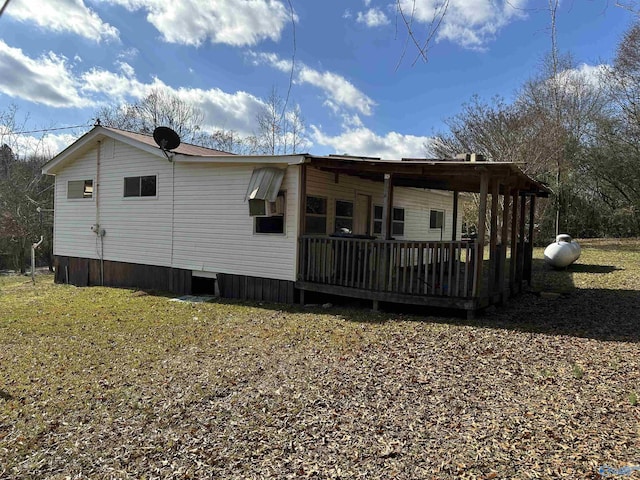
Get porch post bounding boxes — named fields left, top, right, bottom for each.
left=509, top=190, right=519, bottom=296
left=516, top=193, right=527, bottom=293
left=381, top=173, right=394, bottom=240
left=525, top=194, right=536, bottom=285
left=488, top=180, right=499, bottom=299
left=499, top=187, right=511, bottom=303
left=451, top=191, right=459, bottom=241
left=297, top=163, right=307, bottom=305
left=473, top=172, right=489, bottom=298
left=378, top=173, right=394, bottom=292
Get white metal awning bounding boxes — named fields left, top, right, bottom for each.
left=245, top=167, right=285, bottom=202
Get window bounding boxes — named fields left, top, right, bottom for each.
left=430, top=210, right=444, bottom=229
left=67, top=180, right=93, bottom=199
left=373, top=205, right=404, bottom=236
left=334, top=200, right=353, bottom=233
left=305, top=196, right=327, bottom=234
left=255, top=192, right=285, bottom=234
left=373, top=205, right=383, bottom=235
left=392, top=207, right=405, bottom=236
left=124, top=175, right=156, bottom=197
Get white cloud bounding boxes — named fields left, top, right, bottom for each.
left=249, top=52, right=376, bottom=116
left=311, top=124, right=433, bottom=159
left=356, top=8, right=390, bottom=27
left=103, top=0, right=292, bottom=47
left=0, top=41, right=91, bottom=108
left=80, top=68, right=266, bottom=135
left=6, top=0, right=119, bottom=42
left=397, top=0, right=527, bottom=50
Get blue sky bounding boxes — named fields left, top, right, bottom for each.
left=0, top=0, right=633, bottom=159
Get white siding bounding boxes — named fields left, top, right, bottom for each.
left=53, top=148, right=98, bottom=258
left=98, top=139, right=174, bottom=266
left=306, top=167, right=462, bottom=241
left=53, top=139, right=175, bottom=266
left=171, top=163, right=299, bottom=281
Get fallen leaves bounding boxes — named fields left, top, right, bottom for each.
left=0, top=239, right=639, bottom=478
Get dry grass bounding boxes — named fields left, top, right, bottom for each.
left=1, top=239, right=639, bottom=479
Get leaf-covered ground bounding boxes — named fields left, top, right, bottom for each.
left=1, top=239, right=639, bottom=479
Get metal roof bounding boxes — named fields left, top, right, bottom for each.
left=101, top=127, right=231, bottom=156
left=305, top=155, right=551, bottom=197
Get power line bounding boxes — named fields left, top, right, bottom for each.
left=1, top=124, right=91, bottom=136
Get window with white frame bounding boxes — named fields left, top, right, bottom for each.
left=124, top=175, right=157, bottom=197
left=67, top=179, right=93, bottom=199
left=255, top=191, right=286, bottom=234
left=305, top=196, right=327, bottom=234
left=430, top=209, right=444, bottom=229
left=373, top=205, right=404, bottom=236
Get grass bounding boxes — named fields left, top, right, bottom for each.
left=1, top=238, right=640, bottom=479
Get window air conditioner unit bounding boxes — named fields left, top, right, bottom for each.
left=249, top=196, right=284, bottom=216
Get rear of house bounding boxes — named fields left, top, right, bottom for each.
left=45, top=126, right=466, bottom=306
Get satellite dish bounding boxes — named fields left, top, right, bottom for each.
left=153, top=126, right=181, bottom=151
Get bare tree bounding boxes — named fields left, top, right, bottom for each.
left=96, top=88, right=204, bottom=142
left=254, top=87, right=308, bottom=154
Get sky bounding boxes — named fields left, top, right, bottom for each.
left=0, top=0, right=634, bottom=159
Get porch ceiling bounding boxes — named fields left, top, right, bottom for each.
left=305, top=155, right=551, bottom=197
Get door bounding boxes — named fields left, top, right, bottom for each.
left=353, top=193, right=371, bottom=235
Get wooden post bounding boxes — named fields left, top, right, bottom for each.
left=525, top=194, right=536, bottom=285
left=379, top=173, right=393, bottom=291
left=516, top=193, right=526, bottom=293
left=297, top=163, right=307, bottom=282
left=451, top=191, right=459, bottom=241
left=509, top=190, right=519, bottom=296
left=499, top=188, right=511, bottom=303
left=473, top=172, right=489, bottom=298
left=488, top=180, right=499, bottom=299
left=381, top=173, right=394, bottom=240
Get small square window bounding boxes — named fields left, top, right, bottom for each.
left=255, top=192, right=285, bottom=234
left=430, top=210, right=444, bottom=229
left=68, top=180, right=93, bottom=199
left=124, top=175, right=157, bottom=197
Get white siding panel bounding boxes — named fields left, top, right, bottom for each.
left=172, top=163, right=299, bottom=281
left=97, top=139, right=174, bottom=266
left=53, top=148, right=98, bottom=258
left=306, top=167, right=461, bottom=241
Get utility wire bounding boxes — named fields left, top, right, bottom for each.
left=2, top=124, right=91, bottom=135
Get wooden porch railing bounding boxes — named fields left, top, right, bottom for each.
left=298, top=236, right=478, bottom=298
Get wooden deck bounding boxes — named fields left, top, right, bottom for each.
left=297, top=236, right=487, bottom=312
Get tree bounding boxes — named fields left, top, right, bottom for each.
left=254, top=87, right=308, bottom=154
left=96, top=88, right=204, bottom=142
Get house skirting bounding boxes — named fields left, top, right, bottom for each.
left=53, top=256, right=296, bottom=303
left=217, top=273, right=296, bottom=304
left=54, top=256, right=192, bottom=295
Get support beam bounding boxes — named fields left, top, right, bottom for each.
left=525, top=195, right=536, bottom=285
left=488, top=180, right=499, bottom=298
left=473, top=172, right=489, bottom=298
left=516, top=193, right=527, bottom=293
left=452, top=191, right=459, bottom=241
left=499, top=189, right=511, bottom=303
left=381, top=173, right=394, bottom=240
left=509, top=190, right=519, bottom=295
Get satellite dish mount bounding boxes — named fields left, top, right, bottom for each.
left=153, top=126, right=181, bottom=161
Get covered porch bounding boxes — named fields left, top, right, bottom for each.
left=295, top=155, right=550, bottom=316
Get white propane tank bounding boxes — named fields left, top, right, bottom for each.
left=543, top=234, right=581, bottom=269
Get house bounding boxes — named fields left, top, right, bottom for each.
left=42, top=125, right=549, bottom=317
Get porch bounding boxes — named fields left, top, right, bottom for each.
left=294, top=155, right=548, bottom=316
